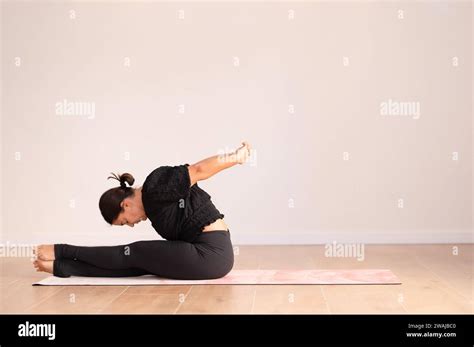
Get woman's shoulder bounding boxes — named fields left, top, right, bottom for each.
left=144, top=163, right=189, bottom=183
left=142, top=163, right=191, bottom=201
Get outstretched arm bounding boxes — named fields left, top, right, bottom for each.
left=188, top=141, right=252, bottom=186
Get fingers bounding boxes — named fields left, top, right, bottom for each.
left=241, top=141, right=251, bottom=152
left=245, top=142, right=251, bottom=156
left=236, top=141, right=252, bottom=164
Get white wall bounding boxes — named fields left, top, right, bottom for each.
left=1, top=1, right=472, bottom=246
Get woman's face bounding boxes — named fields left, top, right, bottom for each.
left=113, top=195, right=147, bottom=227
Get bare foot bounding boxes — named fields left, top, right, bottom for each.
left=33, top=259, right=54, bottom=274
left=34, top=244, right=55, bottom=261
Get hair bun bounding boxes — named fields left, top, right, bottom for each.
left=107, top=172, right=135, bottom=189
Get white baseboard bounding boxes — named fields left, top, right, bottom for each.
left=230, top=230, right=473, bottom=245
left=1, top=230, right=472, bottom=246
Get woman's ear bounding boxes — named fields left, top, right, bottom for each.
left=120, top=200, right=127, bottom=209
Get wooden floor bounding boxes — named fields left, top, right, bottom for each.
left=0, top=244, right=472, bottom=314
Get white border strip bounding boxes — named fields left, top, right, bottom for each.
left=1, top=230, right=472, bottom=245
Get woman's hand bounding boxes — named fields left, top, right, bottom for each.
left=234, top=141, right=252, bottom=164
left=188, top=141, right=252, bottom=183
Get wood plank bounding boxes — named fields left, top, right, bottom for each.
left=252, top=285, right=329, bottom=313
left=176, top=285, right=255, bottom=313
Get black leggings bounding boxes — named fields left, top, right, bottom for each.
left=52, top=229, right=234, bottom=280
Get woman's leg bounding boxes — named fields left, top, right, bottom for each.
left=53, top=259, right=150, bottom=278
left=54, top=230, right=234, bottom=280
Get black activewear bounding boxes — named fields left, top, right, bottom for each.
left=141, top=163, right=225, bottom=242
left=52, top=164, right=233, bottom=280
left=53, top=230, right=234, bottom=280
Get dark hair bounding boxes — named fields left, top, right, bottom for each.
left=99, top=172, right=135, bottom=225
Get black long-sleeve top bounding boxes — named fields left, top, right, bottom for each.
left=141, top=163, right=225, bottom=242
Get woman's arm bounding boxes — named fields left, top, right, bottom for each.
left=188, top=141, right=251, bottom=186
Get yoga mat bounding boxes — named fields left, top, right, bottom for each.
left=33, top=269, right=401, bottom=286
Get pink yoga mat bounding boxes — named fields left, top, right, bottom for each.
left=33, top=269, right=401, bottom=285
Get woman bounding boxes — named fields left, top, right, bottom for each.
left=33, top=141, right=252, bottom=280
